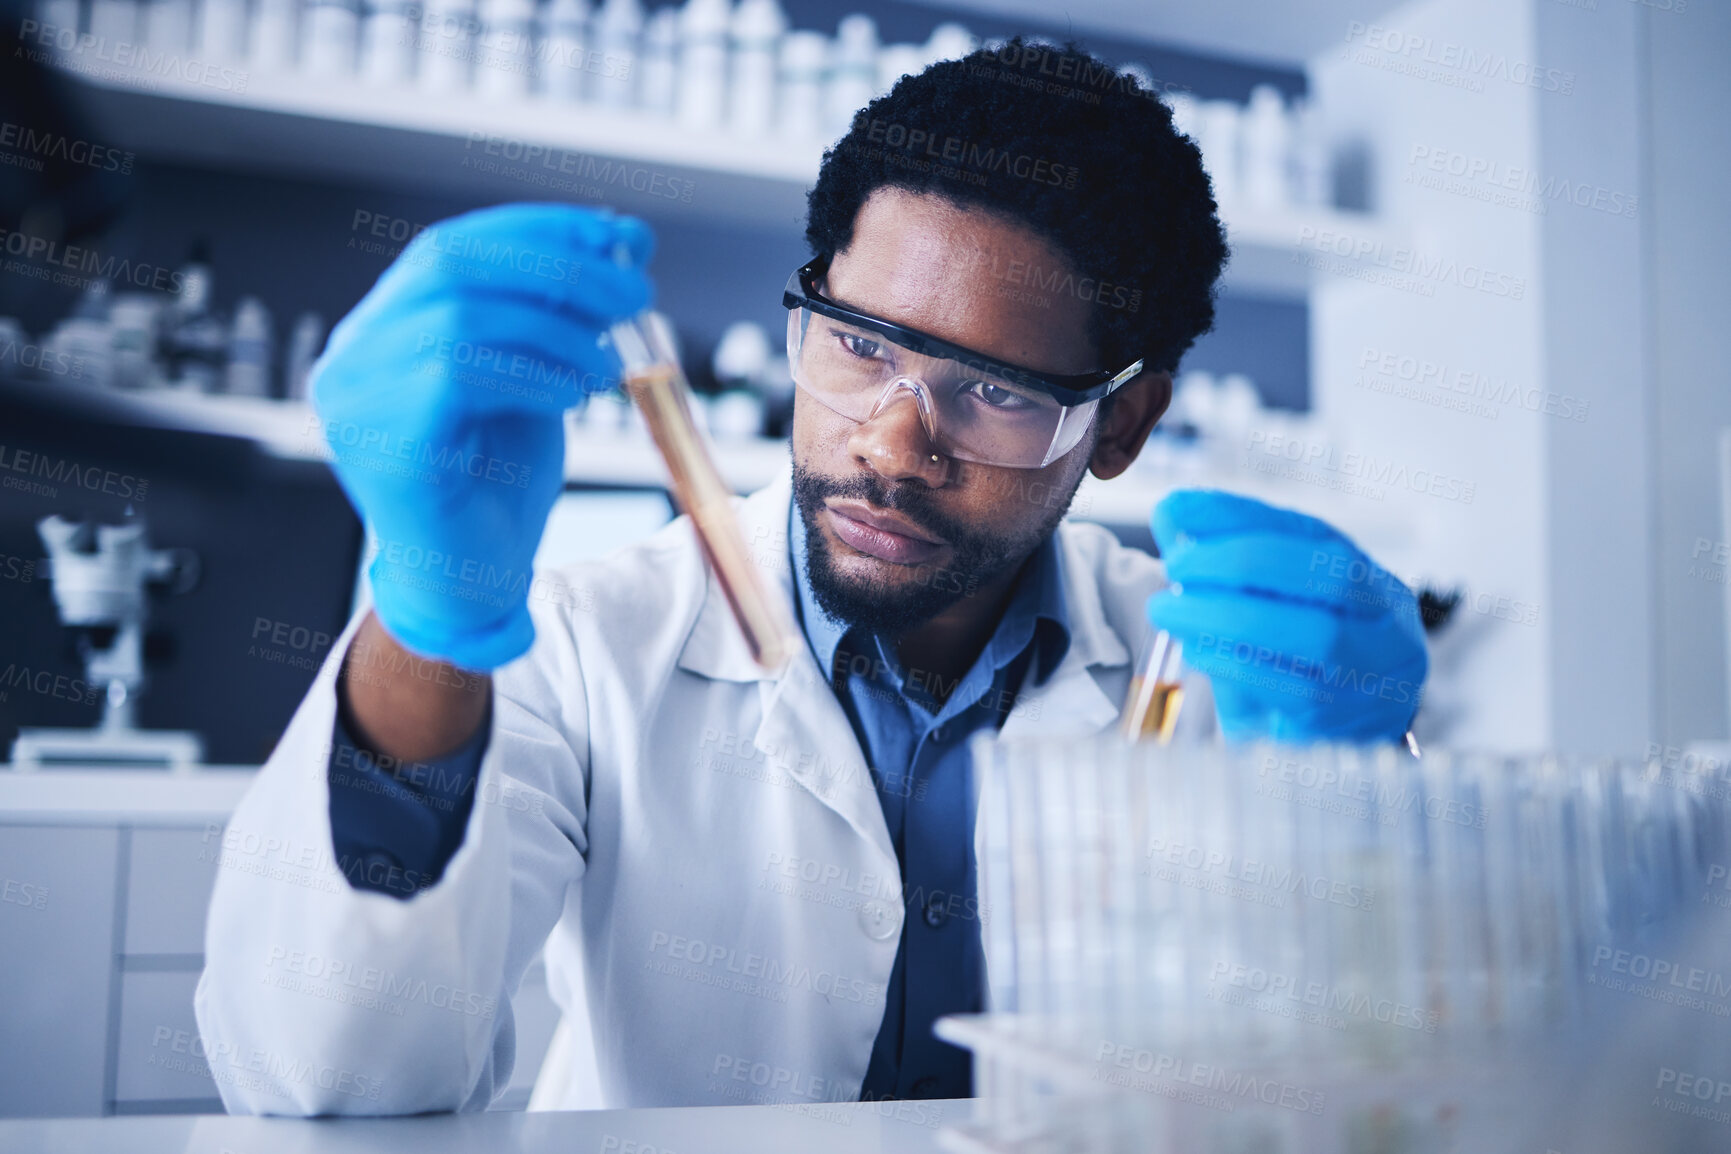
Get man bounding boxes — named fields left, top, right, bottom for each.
left=195, top=40, right=1426, bottom=1114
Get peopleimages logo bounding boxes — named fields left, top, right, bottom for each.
left=1342, top=22, right=1575, bottom=95
left=462, top=133, right=695, bottom=203
left=1294, top=226, right=1527, bottom=300
left=0, top=121, right=134, bottom=173
left=850, top=115, right=1079, bottom=190
left=17, top=18, right=249, bottom=93
left=1208, top=960, right=1440, bottom=1033
left=0, top=228, right=183, bottom=293
left=1406, top=145, right=1637, bottom=220
left=1093, top=1042, right=1326, bottom=1116
left=1144, top=836, right=1377, bottom=912
left=1355, top=346, right=1590, bottom=424
left=1245, top=429, right=1477, bottom=505
left=0, top=444, right=148, bottom=501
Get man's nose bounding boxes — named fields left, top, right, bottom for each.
left=846, top=386, right=950, bottom=486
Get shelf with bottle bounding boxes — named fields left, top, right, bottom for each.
left=31, top=0, right=972, bottom=229
left=34, top=0, right=1399, bottom=280
left=3, top=368, right=1409, bottom=554
left=4, top=277, right=1405, bottom=550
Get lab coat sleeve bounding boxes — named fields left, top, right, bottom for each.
left=193, top=588, right=591, bottom=1116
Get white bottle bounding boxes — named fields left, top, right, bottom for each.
left=873, top=42, right=921, bottom=97
left=46, top=316, right=116, bottom=390
left=475, top=0, right=534, bottom=98
left=419, top=0, right=478, bottom=92
left=360, top=0, right=416, bottom=85
left=250, top=0, right=301, bottom=71
left=1288, top=97, right=1331, bottom=209
left=1171, top=370, right=1216, bottom=433
left=539, top=0, right=589, bottom=101
left=197, top=0, right=247, bottom=59
left=284, top=312, right=326, bottom=401
left=727, top=0, right=783, bottom=138
left=709, top=391, right=763, bottom=439
left=89, top=0, right=139, bottom=47
left=46, top=283, right=115, bottom=390
left=1241, top=84, right=1288, bottom=211
left=302, top=0, right=359, bottom=74
left=824, top=13, right=875, bottom=137
left=712, top=319, right=769, bottom=386
left=142, top=0, right=193, bottom=50
left=674, top=0, right=730, bottom=131
left=922, top=21, right=972, bottom=66
left=108, top=294, right=163, bottom=391
left=1213, top=372, right=1261, bottom=471
left=636, top=6, right=676, bottom=113
left=589, top=0, right=641, bottom=107
left=775, top=29, right=826, bottom=142
left=226, top=297, right=275, bottom=397
left=1197, top=99, right=1241, bottom=204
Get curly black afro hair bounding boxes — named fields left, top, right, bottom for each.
left=806, top=38, right=1229, bottom=379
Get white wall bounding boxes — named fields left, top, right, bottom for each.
left=1308, top=0, right=1550, bottom=751
left=1641, top=0, right=1731, bottom=745
left=1307, top=0, right=1731, bottom=755
left=1533, top=0, right=1655, bottom=756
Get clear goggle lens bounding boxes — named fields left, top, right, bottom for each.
left=786, top=307, right=1100, bottom=470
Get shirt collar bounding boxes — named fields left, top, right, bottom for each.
left=787, top=500, right=1072, bottom=692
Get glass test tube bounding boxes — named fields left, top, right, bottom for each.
left=1121, top=628, right=1184, bottom=742
left=607, top=311, right=801, bottom=673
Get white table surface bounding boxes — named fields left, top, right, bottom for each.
left=0, top=1100, right=975, bottom=1153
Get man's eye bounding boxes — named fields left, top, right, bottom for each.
left=964, top=379, right=1031, bottom=409
left=838, top=333, right=882, bottom=359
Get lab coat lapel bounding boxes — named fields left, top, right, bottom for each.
left=999, top=521, right=1135, bottom=741
left=997, top=657, right=1122, bottom=741
left=675, top=467, right=897, bottom=865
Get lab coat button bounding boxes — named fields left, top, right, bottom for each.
left=858, top=899, right=898, bottom=940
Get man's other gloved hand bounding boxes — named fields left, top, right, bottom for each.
left=1145, top=489, right=1428, bottom=743
left=312, top=203, right=654, bottom=670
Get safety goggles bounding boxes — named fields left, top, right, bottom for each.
left=782, top=255, right=1146, bottom=470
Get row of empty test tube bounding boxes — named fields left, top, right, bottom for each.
left=943, top=735, right=1731, bottom=1153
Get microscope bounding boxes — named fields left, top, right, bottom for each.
left=9, top=514, right=205, bottom=771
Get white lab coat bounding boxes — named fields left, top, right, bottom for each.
left=194, top=467, right=1166, bottom=1115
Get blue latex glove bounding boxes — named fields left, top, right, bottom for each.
left=1145, top=490, right=1428, bottom=743
left=312, top=202, right=654, bottom=670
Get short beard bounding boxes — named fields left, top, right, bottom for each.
left=791, top=457, right=1079, bottom=637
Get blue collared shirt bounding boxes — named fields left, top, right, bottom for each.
left=787, top=503, right=1070, bottom=1101
left=325, top=496, right=1072, bottom=1103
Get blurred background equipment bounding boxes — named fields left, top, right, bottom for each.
left=0, top=376, right=365, bottom=767
left=9, top=512, right=204, bottom=770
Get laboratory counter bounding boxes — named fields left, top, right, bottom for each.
left=0, top=1099, right=972, bottom=1154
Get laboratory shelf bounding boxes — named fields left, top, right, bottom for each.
left=58, top=383, right=796, bottom=492
left=48, top=385, right=1409, bottom=551
left=56, top=58, right=1395, bottom=296
left=60, top=60, right=821, bottom=231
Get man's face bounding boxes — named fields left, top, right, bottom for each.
left=791, top=187, right=1106, bottom=636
